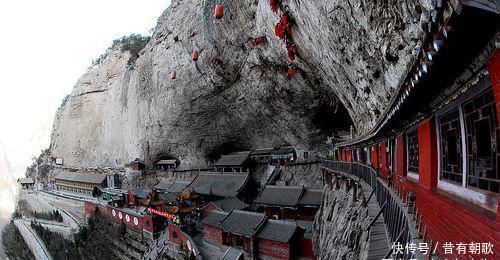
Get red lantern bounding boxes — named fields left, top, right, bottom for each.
left=192, top=50, right=199, bottom=61
left=170, top=71, right=176, bottom=79
left=214, top=4, right=224, bottom=19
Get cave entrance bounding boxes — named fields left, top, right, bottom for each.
left=312, top=98, right=353, bottom=137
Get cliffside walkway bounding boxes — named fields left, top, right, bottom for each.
left=323, top=160, right=417, bottom=259
left=14, top=219, right=53, bottom=260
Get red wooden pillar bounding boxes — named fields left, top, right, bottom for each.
left=395, top=134, right=407, bottom=179
left=380, top=141, right=388, bottom=179
left=371, top=145, right=379, bottom=170
left=417, top=119, right=438, bottom=189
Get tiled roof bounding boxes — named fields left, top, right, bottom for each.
left=55, top=172, right=106, bottom=184
left=157, top=159, right=178, bottom=165
left=18, top=178, right=34, bottom=184
left=250, top=148, right=274, bottom=156
left=188, top=172, right=250, bottom=197
left=212, top=197, right=248, bottom=211
left=154, top=180, right=189, bottom=192
left=219, top=210, right=267, bottom=237
left=203, top=210, right=228, bottom=227
left=298, top=190, right=323, bottom=206
left=155, top=180, right=174, bottom=190
left=257, top=219, right=299, bottom=243
left=254, top=185, right=304, bottom=207
left=271, top=146, right=295, bottom=154
left=133, top=188, right=151, bottom=199
left=214, top=151, right=252, bottom=166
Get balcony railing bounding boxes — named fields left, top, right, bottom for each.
left=323, top=160, right=416, bottom=259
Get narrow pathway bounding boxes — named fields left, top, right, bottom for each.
left=14, top=219, right=53, bottom=260
left=143, top=230, right=170, bottom=260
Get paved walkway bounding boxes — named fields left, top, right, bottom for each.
left=14, top=219, right=53, bottom=260
left=143, top=230, right=170, bottom=260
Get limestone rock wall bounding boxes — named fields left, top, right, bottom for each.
left=50, top=0, right=427, bottom=169
left=313, top=183, right=370, bottom=259
left=278, top=162, right=323, bottom=189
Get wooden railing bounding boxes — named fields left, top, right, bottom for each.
left=323, top=160, right=416, bottom=259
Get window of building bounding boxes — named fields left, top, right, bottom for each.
left=438, top=108, right=463, bottom=184
left=463, top=88, right=499, bottom=193
left=406, top=129, right=419, bottom=174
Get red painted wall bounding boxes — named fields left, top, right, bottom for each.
left=298, top=237, right=316, bottom=260
left=201, top=203, right=221, bottom=219
left=380, top=141, right=389, bottom=180
left=417, top=119, right=438, bottom=189
left=85, top=202, right=154, bottom=233
left=399, top=180, right=499, bottom=259
left=258, top=239, right=290, bottom=259
left=395, top=134, right=407, bottom=179
left=169, top=224, right=189, bottom=245
left=487, top=49, right=500, bottom=123
left=371, top=145, right=379, bottom=169
left=203, top=224, right=223, bottom=243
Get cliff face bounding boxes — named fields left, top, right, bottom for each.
left=50, top=0, right=427, bottom=168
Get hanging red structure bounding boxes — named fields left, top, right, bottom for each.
left=192, top=50, right=199, bottom=61
left=170, top=71, right=177, bottom=79
left=214, top=4, right=224, bottom=19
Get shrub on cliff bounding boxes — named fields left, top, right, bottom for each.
left=114, top=34, right=150, bottom=65
left=1, top=221, right=35, bottom=260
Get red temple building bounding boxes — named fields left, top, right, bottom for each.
left=203, top=210, right=304, bottom=259
left=254, top=185, right=322, bottom=221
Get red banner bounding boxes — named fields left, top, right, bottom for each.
left=148, top=208, right=174, bottom=219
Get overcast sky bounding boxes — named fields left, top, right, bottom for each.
left=0, top=0, right=171, bottom=161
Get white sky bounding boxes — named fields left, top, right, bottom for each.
left=0, top=0, right=171, bottom=220
left=0, top=0, right=171, bottom=158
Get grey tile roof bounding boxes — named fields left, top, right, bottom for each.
left=155, top=180, right=174, bottom=190
left=219, top=210, right=266, bottom=237
left=271, top=146, right=295, bottom=155
left=254, top=185, right=304, bottom=207
left=214, top=151, right=252, bottom=166
left=169, top=181, right=189, bottom=192
left=257, top=219, right=299, bottom=243
left=18, top=178, right=34, bottom=184
left=212, top=197, right=249, bottom=211
left=203, top=210, right=228, bottom=227
left=154, top=180, right=189, bottom=192
left=188, top=172, right=250, bottom=197
left=55, top=172, right=106, bottom=184
left=133, top=188, right=151, bottom=199
left=250, top=148, right=274, bottom=156
left=157, top=159, right=178, bottom=165
left=298, top=190, right=323, bottom=206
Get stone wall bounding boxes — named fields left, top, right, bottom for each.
left=313, top=180, right=370, bottom=259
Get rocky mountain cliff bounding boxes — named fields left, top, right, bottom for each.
left=50, top=0, right=429, bottom=168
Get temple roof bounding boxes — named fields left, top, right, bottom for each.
left=55, top=172, right=106, bottom=184
left=17, top=178, right=34, bottom=184
left=213, top=151, right=252, bottom=166
left=188, top=172, right=250, bottom=197
left=212, top=197, right=249, bottom=211
left=254, top=185, right=304, bottom=207
left=257, top=219, right=299, bottom=243
left=219, top=210, right=267, bottom=237
left=298, top=190, right=323, bottom=206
